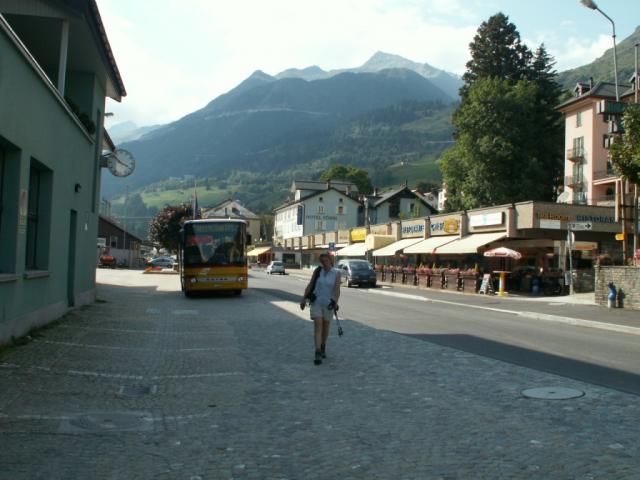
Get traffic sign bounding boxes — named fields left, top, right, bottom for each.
left=328, top=242, right=336, bottom=251
left=567, top=222, right=592, bottom=231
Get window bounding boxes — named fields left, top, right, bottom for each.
left=317, top=205, right=325, bottom=214
left=576, top=111, right=582, bottom=127
left=315, top=220, right=325, bottom=231
left=110, top=235, right=118, bottom=248
left=572, top=136, right=584, bottom=157
left=337, top=206, right=344, bottom=214
left=25, top=160, right=52, bottom=270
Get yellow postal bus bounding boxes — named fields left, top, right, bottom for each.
left=178, top=219, right=249, bottom=296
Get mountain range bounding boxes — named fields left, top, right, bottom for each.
left=103, top=52, right=461, bottom=209
left=104, top=30, right=640, bottom=219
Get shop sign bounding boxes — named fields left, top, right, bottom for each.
left=615, top=233, right=625, bottom=241
left=431, top=217, right=460, bottom=235
left=539, top=219, right=561, bottom=229
left=350, top=227, right=367, bottom=242
left=576, top=214, right=615, bottom=224
left=306, top=214, right=337, bottom=221
left=370, top=224, right=389, bottom=235
left=337, top=229, right=350, bottom=243
left=401, top=220, right=424, bottom=238
left=469, top=212, right=503, bottom=227
left=536, top=212, right=569, bottom=222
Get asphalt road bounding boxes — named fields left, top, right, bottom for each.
left=252, top=269, right=640, bottom=395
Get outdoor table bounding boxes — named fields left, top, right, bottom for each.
left=493, top=271, right=511, bottom=296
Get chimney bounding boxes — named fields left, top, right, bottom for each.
left=589, top=77, right=593, bottom=89
left=346, top=185, right=351, bottom=196
left=373, top=187, right=378, bottom=196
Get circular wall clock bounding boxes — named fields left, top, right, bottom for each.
left=107, top=149, right=136, bottom=177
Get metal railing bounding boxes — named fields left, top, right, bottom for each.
left=564, top=175, right=584, bottom=186
left=566, top=148, right=585, bottom=161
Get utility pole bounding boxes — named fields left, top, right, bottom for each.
left=123, top=185, right=128, bottom=267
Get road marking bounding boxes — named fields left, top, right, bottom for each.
left=367, top=289, right=640, bottom=336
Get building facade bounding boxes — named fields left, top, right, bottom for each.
left=0, top=1, right=125, bottom=344
left=202, top=199, right=261, bottom=245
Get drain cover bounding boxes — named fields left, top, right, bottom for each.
left=522, top=387, right=584, bottom=400
left=60, top=411, right=154, bottom=433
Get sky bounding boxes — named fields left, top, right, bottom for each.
left=97, top=0, right=639, bottom=129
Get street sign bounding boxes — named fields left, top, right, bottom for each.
left=328, top=242, right=336, bottom=251
left=567, top=222, right=592, bottom=231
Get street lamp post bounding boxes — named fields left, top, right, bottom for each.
left=580, top=0, right=619, bottom=101
left=580, top=0, right=629, bottom=262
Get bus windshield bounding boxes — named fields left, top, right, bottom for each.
left=182, top=222, right=245, bottom=267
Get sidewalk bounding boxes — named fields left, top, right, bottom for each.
left=290, top=267, right=640, bottom=335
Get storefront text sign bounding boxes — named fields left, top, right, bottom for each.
left=539, top=219, right=561, bottom=229
left=431, top=217, right=460, bottom=235
left=350, top=228, right=367, bottom=242
left=401, top=220, right=424, bottom=238
left=469, top=212, right=503, bottom=227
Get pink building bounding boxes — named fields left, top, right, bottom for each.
left=557, top=78, right=637, bottom=207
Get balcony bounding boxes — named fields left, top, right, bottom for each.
left=566, top=148, right=585, bottom=162
left=564, top=175, right=584, bottom=187
left=573, top=191, right=588, bottom=204
left=596, top=99, right=626, bottom=115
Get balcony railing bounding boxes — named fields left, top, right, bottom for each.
left=573, top=191, right=588, bottom=204
left=596, top=99, right=626, bottom=115
left=594, top=194, right=616, bottom=206
left=566, top=148, right=585, bottom=162
left=564, top=175, right=584, bottom=187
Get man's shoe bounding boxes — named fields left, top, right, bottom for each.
left=320, top=343, right=326, bottom=359
left=314, top=351, right=322, bottom=365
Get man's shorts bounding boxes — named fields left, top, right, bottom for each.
left=309, top=300, right=333, bottom=321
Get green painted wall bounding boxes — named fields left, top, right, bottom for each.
left=0, top=25, right=106, bottom=343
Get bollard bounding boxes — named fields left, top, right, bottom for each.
left=617, top=288, right=625, bottom=308
left=607, top=282, right=617, bottom=308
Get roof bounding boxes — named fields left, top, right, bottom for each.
left=274, top=187, right=363, bottom=212
left=98, top=215, right=143, bottom=242
left=556, top=81, right=631, bottom=110
left=183, top=218, right=247, bottom=225
left=367, top=185, right=438, bottom=213
left=203, top=199, right=260, bottom=220
left=291, top=180, right=359, bottom=195
left=84, top=0, right=126, bottom=99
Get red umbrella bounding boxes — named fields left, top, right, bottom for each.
left=483, top=247, right=522, bottom=260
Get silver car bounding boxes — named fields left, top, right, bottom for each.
left=266, top=261, right=285, bottom=275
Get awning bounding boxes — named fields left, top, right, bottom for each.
left=336, top=242, right=368, bottom=256
left=372, top=238, right=423, bottom=257
left=434, top=232, right=506, bottom=254
left=246, top=246, right=272, bottom=256
left=404, top=236, right=458, bottom=254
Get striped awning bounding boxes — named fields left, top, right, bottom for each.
left=403, top=236, right=458, bottom=254
left=372, top=238, right=423, bottom=257
left=336, top=242, right=368, bottom=257
left=246, top=246, right=272, bottom=256
left=434, top=232, right=507, bottom=254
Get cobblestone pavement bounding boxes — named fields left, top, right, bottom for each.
left=0, top=270, right=638, bottom=479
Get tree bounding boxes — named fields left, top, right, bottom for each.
left=442, top=14, right=564, bottom=210
left=320, top=164, right=373, bottom=194
left=441, top=78, right=558, bottom=210
left=461, top=12, right=532, bottom=98
left=610, top=105, right=640, bottom=184
left=148, top=204, right=193, bottom=252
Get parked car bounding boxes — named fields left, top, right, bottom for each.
left=266, top=261, right=285, bottom=275
left=337, top=259, right=377, bottom=287
left=146, top=257, right=175, bottom=269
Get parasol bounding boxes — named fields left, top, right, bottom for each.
left=483, top=247, right=522, bottom=259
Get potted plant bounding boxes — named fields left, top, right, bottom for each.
left=402, top=265, right=416, bottom=285
left=444, top=267, right=460, bottom=290
left=460, top=267, right=480, bottom=293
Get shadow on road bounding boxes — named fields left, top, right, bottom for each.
left=404, top=332, right=640, bottom=396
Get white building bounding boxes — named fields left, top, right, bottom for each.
left=274, top=181, right=361, bottom=245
